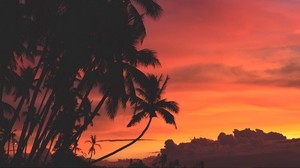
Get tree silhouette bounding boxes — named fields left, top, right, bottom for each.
left=85, top=135, right=101, bottom=162
left=159, top=153, right=167, bottom=168
left=128, top=159, right=148, bottom=168
left=10, top=131, right=18, bottom=156
left=90, top=74, right=179, bottom=163
left=4, top=128, right=17, bottom=163
left=0, top=0, right=176, bottom=167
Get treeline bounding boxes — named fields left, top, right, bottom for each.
left=0, top=0, right=178, bottom=167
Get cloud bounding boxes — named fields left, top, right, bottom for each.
left=169, top=64, right=258, bottom=84
left=167, top=59, right=300, bottom=91
left=156, top=128, right=300, bottom=167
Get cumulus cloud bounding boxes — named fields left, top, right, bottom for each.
left=156, top=128, right=300, bottom=167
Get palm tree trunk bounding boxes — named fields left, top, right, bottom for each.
left=78, top=81, right=93, bottom=111
left=7, top=139, right=10, bottom=157
left=43, top=135, right=55, bottom=165
left=22, top=90, right=51, bottom=150
left=15, top=67, right=48, bottom=160
left=71, top=94, right=108, bottom=145
left=90, top=117, right=153, bottom=164
left=14, top=56, right=43, bottom=159
left=37, top=87, right=50, bottom=115
left=89, top=153, right=92, bottom=163
left=24, top=143, right=27, bottom=159
left=12, top=141, right=15, bottom=156
left=31, top=129, right=57, bottom=164
left=9, top=96, right=26, bottom=130
left=27, top=90, right=54, bottom=161
left=0, top=95, right=26, bottom=157
left=30, top=106, right=60, bottom=163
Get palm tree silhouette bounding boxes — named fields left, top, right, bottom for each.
left=6, top=129, right=17, bottom=157
left=72, top=142, right=81, bottom=155
left=11, top=133, right=18, bottom=156
left=91, top=74, right=179, bottom=163
left=85, top=135, right=101, bottom=162
left=0, top=0, right=166, bottom=166
left=1, top=67, right=36, bottom=154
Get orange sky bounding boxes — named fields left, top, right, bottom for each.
left=78, top=0, right=300, bottom=161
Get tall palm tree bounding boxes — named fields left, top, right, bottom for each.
left=85, top=135, right=101, bottom=162
left=1, top=67, right=36, bottom=150
left=91, top=74, right=179, bottom=163
left=2, top=0, right=165, bottom=166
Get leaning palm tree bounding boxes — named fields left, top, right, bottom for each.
left=85, top=135, right=101, bottom=162
left=90, top=74, right=179, bottom=163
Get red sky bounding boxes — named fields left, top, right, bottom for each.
left=79, top=0, right=300, bottom=161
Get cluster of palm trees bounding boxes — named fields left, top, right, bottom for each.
left=0, top=0, right=179, bottom=167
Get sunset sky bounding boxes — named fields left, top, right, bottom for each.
left=79, top=0, right=300, bottom=161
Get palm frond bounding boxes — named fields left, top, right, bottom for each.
left=95, top=144, right=102, bottom=149
left=124, top=63, right=148, bottom=87
left=2, top=101, right=16, bottom=115
left=136, top=88, right=148, bottom=99
left=106, top=96, right=119, bottom=119
left=136, top=49, right=160, bottom=67
left=156, top=100, right=179, bottom=113
left=157, top=75, right=169, bottom=98
left=127, top=111, right=147, bottom=127
left=128, top=3, right=146, bottom=43
left=132, top=0, right=163, bottom=19
left=125, top=73, right=137, bottom=105
left=157, top=108, right=177, bottom=129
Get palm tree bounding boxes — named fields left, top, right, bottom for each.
left=1, top=67, right=36, bottom=153
left=0, top=0, right=165, bottom=166
left=90, top=74, right=179, bottom=163
left=72, top=142, right=81, bottom=155
left=85, top=135, right=101, bottom=162
left=6, top=129, right=17, bottom=157
left=11, top=134, right=18, bottom=156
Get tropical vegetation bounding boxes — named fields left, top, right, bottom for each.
left=0, top=0, right=178, bottom=167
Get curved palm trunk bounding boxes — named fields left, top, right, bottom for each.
left=90, top=117, right=152, bottom=164
left=71, top=94, right=108, bottom=145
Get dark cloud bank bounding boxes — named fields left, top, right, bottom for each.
left=154, top=128, right=300, bottom=167
left=98, top=128, right=300, bottom=167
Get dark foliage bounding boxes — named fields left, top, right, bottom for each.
left=0, top=0, right=177, bottom=167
